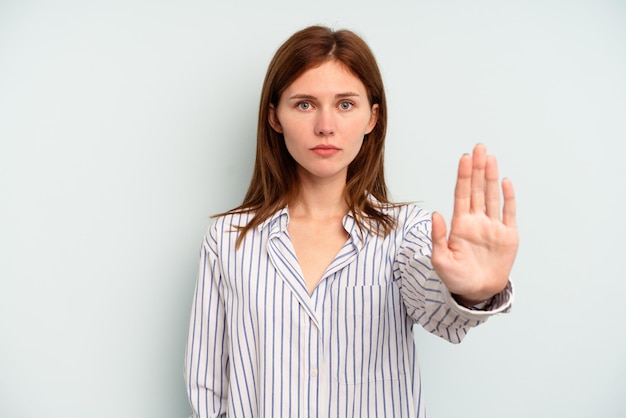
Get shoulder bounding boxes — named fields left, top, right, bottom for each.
left=202, top=210, right=255, bottom=251
left=380, top=202, right=432, bottom=232
left=211, top=211, right=255, bottom=232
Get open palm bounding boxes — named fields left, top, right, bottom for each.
left=431, top=144, right=519, bottom=305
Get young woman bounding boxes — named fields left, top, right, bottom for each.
left=185, top=25, right=518, bottom=417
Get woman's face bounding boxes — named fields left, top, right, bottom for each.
left=269, top=60, right=378, bottom=185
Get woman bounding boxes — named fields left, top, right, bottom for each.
left=185, top=25, right=518, bottom=417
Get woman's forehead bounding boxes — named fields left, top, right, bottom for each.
left=283, top=61, right=367, bottom=98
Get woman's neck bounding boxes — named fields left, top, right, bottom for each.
left=290, top=173, right=348, bottom=220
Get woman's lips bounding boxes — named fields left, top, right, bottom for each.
left=311, top=145, right=340, bottom=157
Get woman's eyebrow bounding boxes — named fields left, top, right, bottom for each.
left=335, top=92, right=361, bottom=99
left=286, top=94, right=317, bottom=101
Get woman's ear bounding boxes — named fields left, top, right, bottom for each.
left=268, top=104, right=283, bottom=133
left=365, top=104, right=379, bottom=134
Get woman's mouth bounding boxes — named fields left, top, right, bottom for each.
left=311, top=145, right=340, bottom=157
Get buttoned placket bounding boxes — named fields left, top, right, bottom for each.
left=264, top=209, right=367, bottom=418
left=307, top=283, right=325, bottom=418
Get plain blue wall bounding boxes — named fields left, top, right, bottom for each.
left=1, top=1, right=625, bottom=417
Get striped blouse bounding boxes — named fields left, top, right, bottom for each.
left=184, top=203, right=512, bottom=417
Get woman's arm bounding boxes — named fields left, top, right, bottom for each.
left=394, top=213, right=513, bottom=344
left=184, top=229, right=229, bottom=418
left=395, top=144, right=517, bottom=343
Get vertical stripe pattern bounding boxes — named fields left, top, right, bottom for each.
left=184, top=202, right=513, bottom=417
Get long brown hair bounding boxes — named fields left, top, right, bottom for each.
left=224, top=25, right=396, bottom=246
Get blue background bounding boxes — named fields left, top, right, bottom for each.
left=1, top=1, right=625, bottom=416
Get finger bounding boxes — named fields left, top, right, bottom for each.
left=501, top=178, right=517, bottom=228
left=431, top=211, right=449, bottom=259
left=453, top=153, right=472, bottom=217
left=485, top=154, right=501, bottom=219
left=470, top=144, right=487, bottom=213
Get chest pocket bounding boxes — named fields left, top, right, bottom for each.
left=330, top=283, right=406, bottom=385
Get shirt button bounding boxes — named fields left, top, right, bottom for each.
left=310, top=368, right=318, bottom=377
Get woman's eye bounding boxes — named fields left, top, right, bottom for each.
left=297, top=102, right=311, bottom=110
left=339, top=101, right=353, bottom=110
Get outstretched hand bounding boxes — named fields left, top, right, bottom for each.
left=431, top=144, right=519, bottom=305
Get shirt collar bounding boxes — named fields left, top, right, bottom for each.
left=257, top=204, right=372, bottom=251
left=257, top=206, right=290, bottom=237
left=342, top=211, right=368, bottom=251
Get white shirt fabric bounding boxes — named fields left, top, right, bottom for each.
left=184, top=203, right=513, bottom=417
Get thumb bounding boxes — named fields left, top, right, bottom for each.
left=431, top=212, right=449, bottom=256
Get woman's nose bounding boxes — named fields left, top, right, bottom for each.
left=314, top=109, right=335, bottom=136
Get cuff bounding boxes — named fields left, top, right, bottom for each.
left=440, top=280, right=514, bottom=321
